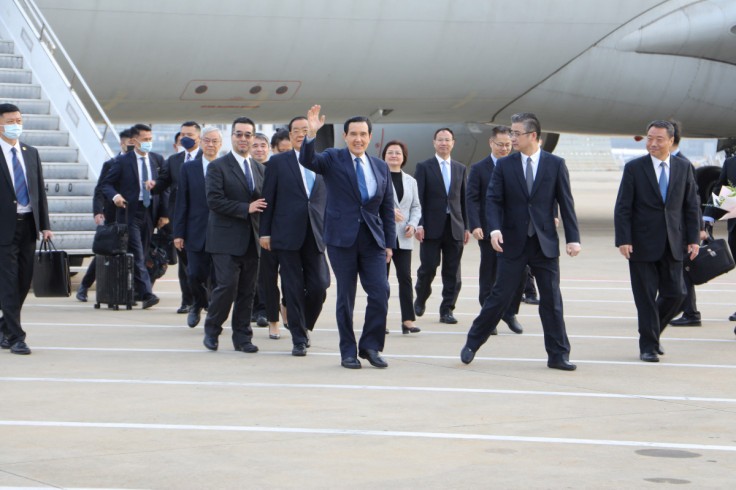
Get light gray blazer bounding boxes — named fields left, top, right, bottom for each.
left=393, top=170, right=422, bottom=250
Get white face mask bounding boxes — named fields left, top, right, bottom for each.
left=3, top=124, right=22, bottom=140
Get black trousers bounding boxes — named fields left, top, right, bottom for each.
left=187, top=249, right=214, bottom=310
left=629, top=246, right=685, bottom=355
left=127, top=203, right=154, bottom=298
left=679, top=265, right=699, bottom=317
left=0, top=215, right=36, bottom=344
left=204, top=236, right=259, bottom=348
left=176, top=246, right=193, bottom=306
left=415, top=219, right=463, bottom=314
left=81, top=256, right=96, bottom=288
left=477, top=239, right=524, bottom=319
left=466, top=235, right=571, bottom=362
left=258, top=248, right=281, bottom=322
left=387, top=245, right=415, bottom=322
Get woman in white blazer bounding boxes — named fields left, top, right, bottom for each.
left=383, top=141, right=422, bottom=334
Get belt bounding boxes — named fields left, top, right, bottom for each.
left=17, top=213, right=31, bottom=221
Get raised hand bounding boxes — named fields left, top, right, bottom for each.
left=307, top=105, right=326, bottom=138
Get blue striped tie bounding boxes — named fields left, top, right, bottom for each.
left=11, top=148, right=30, bottom=206
left=355, top=157, right=369, bottom=203
left=658, top=162, right=667, bottom=202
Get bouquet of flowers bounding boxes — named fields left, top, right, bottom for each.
left=711, top=183, right=736, bottom=220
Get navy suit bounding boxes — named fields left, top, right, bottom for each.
left=413, top=157, right=468, bottom=315
left=102, top=150, right=167, bottom=298
left=300, top=138, right=396, bottom=359
left=0, top=141, right=50, bottom=345
left=175, top=156, right=214, bottom=310
left=261, top=149, right=330, bottom=345
left=465, top=151, right=580, bottom=363
left=204, top=152, right=265, bottom=349
left=466, top=155, right=524, bottom=317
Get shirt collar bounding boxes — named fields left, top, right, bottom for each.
left=520, top=148, right=541, bottom=166
left=435, top=154, right=451, bottom=165
left=0, top=137, right=20, bottom=153
left=651, top=153, right=671, bottom=167
left=350, top=152, right=367, bottom=166
left=231, top=150, right=247, bottom=166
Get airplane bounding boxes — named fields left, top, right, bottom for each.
left=32, top=0, right=736, bottom=190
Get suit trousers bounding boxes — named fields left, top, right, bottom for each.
left=628, top=247, right=686, bottom=355
left=466, top=235, right=571, bottom=362
left=187, top=249, right=214, bottom=310
left=81, top=256, right=96, bottom=289
left=679, top=264, right=699, bottom=317
left=387, top=245, right=415, bottom=322
left=327, top=222, right=389, bottom=359
left=204, top=236, right=258, bottom=348
left=0, top=215, right=36, bottom=344
left=275, top=229, right=328, bottom=346
left=477, top=239, right=524, bottom=319
left=176, top=247, right=193, bottom=306
left=415, top=219, right=463, bottom=314
left=258, top=248, right=281, bottom=323
left=127, top=203, right=154, bottom=298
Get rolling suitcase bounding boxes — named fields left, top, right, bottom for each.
left=94, top=253, right=135, bottom=310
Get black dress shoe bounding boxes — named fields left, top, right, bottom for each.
left=670, top=315, right=701, bottom=327
left=489, top=327, right=498, bottom=336
left=142, top=294, right=160, bottom=309
left=0, top=334, right=10, bottom=349
left=460, top=345, right=476, bottom=364
left=236, top=342, right=259, bottom=353
left=640, top=352, right=659, bottom=363
left=76, top=284, right=88, bottom=302
left=414, top=300, right=425, bottom=317
left=547, top=360, right=576, bottom=371
left=359, top=349, right=388, bottom=368
left=401, top=323, right=421, bottom=334
left=10, top=341, right=31, bottom=355
left=292, top=343, right=307, bottom=357
left=523, top=295, right=540, bottom=305
left=729, top=311, right=736, bottom=321
left=187, top=307, right=201, bottom=328
left=203, top=335, right=218, bottom=351
left=341, top=357, right=361, bottom=369
left=257, top=315, right=269, bottom=328
left=177, top=304, right=191, bottom=314
left=439, top=312, right=458, bottom=324
left=503, top=315, right=523, bottom=334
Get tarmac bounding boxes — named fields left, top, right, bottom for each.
left=1, top=170, right=735, bottom=489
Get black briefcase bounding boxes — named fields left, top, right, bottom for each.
left=32, top=239, right=71, bottom=297
left=92, top=206, right=128, bottom=255
left=684, top=238, right=735, bottom=285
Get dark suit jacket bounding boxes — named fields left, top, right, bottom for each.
left=704, top=156, right=736, bottom=232
left=93, top=157, right=118, bottom=224
left=0, top=142, right=50, bottom=244
left=174, top=157, right=210, bottom=253
left=205, top=152, right=265, bottom=256
left=101, top=150, right=167, bottom=225
left=487, top=151, right=580, bottom=259
left=260, top=149, right=327, bottom=252
left=414, top=157, right=468, bottom=241
left=614, top=153, right=699, bottom=262
left=466, top=155, right=495, bottom=240
left=299, top=138, right=395, bottom=249
left=154, top=149, right=203, bottom=223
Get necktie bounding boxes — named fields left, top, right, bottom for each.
left=243, top=159, right=254, bottom=192
left=11, top=148, right=30, bottom=206
left=186, top=152, right=192, bottom=162
left=441, top=161, right=451, bottom=194
left=526, top=157, right=534, bottom=236
left=355, top=157, right=369, bottom=203
left=140, top=156, right=151, bottom=208
left=304, top=168, right=315, bottom=196
left=659, top=162, right=667, bottom=202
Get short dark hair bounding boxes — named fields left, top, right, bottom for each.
left=288, top=116, right=307, bottom=132
left=181, top=121, right=201, bottom=132
left=381, top=140, right=409, bottom=168
left=490, top=126, right=510, bottom=139
left=119, top=129, right=133, bottom=140
left=669, top=119, right=682, bottom=145
left=0, top=103, right=21, bottom=117
left=129, top=123, right=152, bottom=138
left=344, top=116, right=372, bottom=135
left=173, top=131, right=181, bottom=144
left=647, top=120, right=675, bottom=138
left=511, top=113, right=541, bottom=137
left=271, top=129, right=290, bottom=147
left=434, top=127, right=455, bottom=140
left=232, top=116, right=255, bottom=133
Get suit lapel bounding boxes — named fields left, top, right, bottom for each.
left=509, top=153, right=527, bottom=196
left=644, top=155, right=662, bottom=201
left=367, top=156, right=384, bottom=202
left=430, top=159, right=448, bottom=197
left=342, top=149, right=362, bottom=203
left=530, top=153, right=549, bottom=198
left=0, top=150, right=13, bottom=193
left=666, top=158, right=681, bottom=204
left=287, top=151, right=308, bottom=198
left=227, top=153, right=250, bottom=194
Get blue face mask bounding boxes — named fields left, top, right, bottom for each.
left=180, top=137, right=196, bottom=150
left=3, top=124, right=22, bottom=140
left=138, top=141, right=153, bottom=153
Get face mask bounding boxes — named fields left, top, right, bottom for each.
left=138, top=141, right=153, bottom=153
left=3, top=124, right=22, bottom=140
left=180, top=137, right=196, bottom=150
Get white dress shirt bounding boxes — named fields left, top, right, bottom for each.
left=0, top=137, right=32, bottom=212
left=231, top=151, right=255, bottom=187
left=351, top=152, right=377, bottom=199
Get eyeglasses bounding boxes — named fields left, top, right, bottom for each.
left=509, top=131, right=531, bottom=138
left=232, top=132, right=254, bottom=139
left=290, top=128, right=309, bottom=135
left=202, top=138, right=221, bottom=144
left=492, top=142, right=512, bottom=149
left=385, top=150, right=403, bottom=156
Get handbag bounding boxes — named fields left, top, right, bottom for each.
left=146, top=228, right=169, bottom=281
left=684, top=236, right=735, bottom=285
left=32, top=239, right=71, bottom=297
left=92, top=206, right=129, bottom=255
